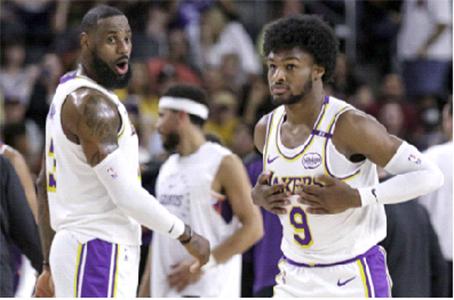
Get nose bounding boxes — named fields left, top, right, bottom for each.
left=272, top=67, right=286, bottom=83
left=117, top=39, right=130, bottom=55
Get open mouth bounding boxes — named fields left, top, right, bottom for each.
left=114, top=60, right=129, bottom=75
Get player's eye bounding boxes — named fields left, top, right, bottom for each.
left=268, top=64, right=276, bottom=71
left=107, top=36, right=115, bottom=43
left=286, top=64, right=296, bottom=71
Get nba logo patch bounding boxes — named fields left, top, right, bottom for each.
left=302, top=152, right=322, bottom=169
left=408, top=154, right=421, bottom=165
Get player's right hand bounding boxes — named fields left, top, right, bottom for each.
left=182, top=230, right=210, bottom=273
left=34, top=269, right=54, bottom=297
left=251, top=171, right=290, bottom=215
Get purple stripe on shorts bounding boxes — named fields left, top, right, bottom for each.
left=76, top=244, right=86, bottom=297
left=363, top=246, right=391, bottom=297
left=80, top=239, right=114, bottom=297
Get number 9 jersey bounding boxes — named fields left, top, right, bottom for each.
left=263, top=96, right=386, bottom=265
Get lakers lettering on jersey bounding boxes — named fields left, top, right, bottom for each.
left=263, top=96, right=386, bottom=264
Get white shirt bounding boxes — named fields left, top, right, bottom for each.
left=398, top=0, right=452, bottom=60
left=418, top=141, right=452, bottom=260
left=151, top=142, right=241, bottom=297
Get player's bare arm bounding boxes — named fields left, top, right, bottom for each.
left=210, top=154, right=263, bottom=262
left=61, top=88, right=120, bottom=166
left=3, top=146, right=38, bottom=220
left=252, top=114, right=288, bottom=214
left=168, top=154, right=263, bottom=291
left=66, top=88, right=210, bottom=267
left=35, top=157, right=55, bottom=297
left=299, top=110, right=443, bottom=214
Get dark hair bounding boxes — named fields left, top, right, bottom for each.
left=81, top=5, right=125, bottom=33
left=262, top=15, right=338, bottom=83
left=162, top=84, right=208, bottom=127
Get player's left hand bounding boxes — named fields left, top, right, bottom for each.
left=297, top=174, right=361, bottom=214
left=167, top=259, right=202, bottom=292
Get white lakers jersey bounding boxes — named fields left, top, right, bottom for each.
left=263, top=96, right=386, bottom=264
left=151, top=142, right=241, bottom=297
left=45, top=68, right=141, bottom=245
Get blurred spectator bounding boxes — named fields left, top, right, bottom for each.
left=147, top=28, right=202, bottom=94
left=241, top=77, right=273, bottom=127
left=350, top=84, right=376, bottom=114
left=205, top=90, right=240, bottom=148
left=0, top=155, right=42, bottom=297
left=357, top=0, right=401, bottom=77
left=0, top=42, right=38, bottom=106
left=398, top=0, right=452, bottom=100
left=7, top=0, right=56, bottom=63
left=414, top=95, right=446, bottom=150
left=132, top=3, right=171, bottom=60
left=198, top=2, right=262, bottom=83
left=377, top=100, right=408, bottom=139
left=418, top=99, right=453, bottom=297
left=230, top=123, right=255, bottom=159
left=26, top=53, right=63, bottom=132
left=330, top=53, right=360, bottom=99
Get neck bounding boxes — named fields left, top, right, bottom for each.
left=284, top=83, right=325, bottom=127
left=177, top=125, right=206, bottom=156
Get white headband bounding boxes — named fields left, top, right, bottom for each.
left=159, top=96, right=209, bottom=120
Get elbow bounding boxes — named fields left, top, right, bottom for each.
left=430, top=167, right=445, bottom=191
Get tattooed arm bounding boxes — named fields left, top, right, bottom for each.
left=61, top=88, right=209, bottom=266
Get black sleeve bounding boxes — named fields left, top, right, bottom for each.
left=2, top=157, right=43, bottom=273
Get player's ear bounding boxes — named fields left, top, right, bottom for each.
left=312, top=65, right=325, bottom=81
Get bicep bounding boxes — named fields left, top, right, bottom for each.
left=335, top=111, right=402, bottom=168
left=62, top=90, right=121, bottom=166
left=254, top=115, right=268, bottom=154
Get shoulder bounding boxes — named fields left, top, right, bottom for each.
left=62, top=87, right=120, bottom=140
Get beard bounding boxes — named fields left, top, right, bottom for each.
left=162, top=131, right=180, bottom=153
left=272, top=80, right=313, bottom=106
left=91, top=50, right=132, bottom=89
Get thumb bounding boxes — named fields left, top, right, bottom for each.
left=189, top=260, right=200, bottom=273
left=257, top=171, right=272, bottom=185
left=315, top=174, right=336, bottom=186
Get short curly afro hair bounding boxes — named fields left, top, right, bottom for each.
left=263, top=15, right=338, bottom=83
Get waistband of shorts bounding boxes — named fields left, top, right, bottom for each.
left=283, top=245, right=380, bottom=268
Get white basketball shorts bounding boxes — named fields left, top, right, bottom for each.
left=273, top=245, right=392, bottom=297
left=49, top=230, right=139, bottom=297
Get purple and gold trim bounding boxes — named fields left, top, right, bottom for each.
left=323, top=106, right=362, bottom=181
left=263, top=112, right=275, bottom=169
left=276, top=96, right=330, bottom=161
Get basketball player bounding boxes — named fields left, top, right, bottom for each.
left=251, top=15, right=444, bottom=297
left=34, top=5, right=209, bottom=297
left=139, top=84, right=263, bottom=297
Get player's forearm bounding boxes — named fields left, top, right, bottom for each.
left=93, top=149, right=185, bottom=239
left=359, top=141, right=444, bottom=206
left=36, top=168, right=55, bottom=262
left=211, top=214, right=263, bottom=264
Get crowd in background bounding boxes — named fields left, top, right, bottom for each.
left=0, top=0, right=452, bottom=297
